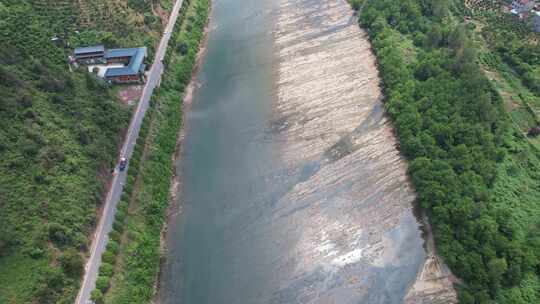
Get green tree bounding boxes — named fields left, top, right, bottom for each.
left=60, top=248, right=84, bottom=278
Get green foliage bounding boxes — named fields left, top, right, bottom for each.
left=474, top=2, right=540, bottom=97
left=0, top=1, right=171, bottom=301
left=91, top=289, right=105, bottom=304
left=106, top=240, right=120, bottom=255
left=99, top=263, right=114, bottom=277
left=96, top=275, right=110, bottom=293
left=348, top=0, right=365, bottom=11
left=102, top=0, right=209, bottom=303
left=60, top=248, right=84, bottom=278
left=102, top=250, right=116, bottom=265
left=358, top=0, right=540, bottom=302
left=0, top=253, right=48, bottom=303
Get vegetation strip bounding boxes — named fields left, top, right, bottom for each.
left=0, top=1, right=172, bottom=303
left=90, top=0, right=209, bottom=303
left=350, top=0, right=540, bottom=303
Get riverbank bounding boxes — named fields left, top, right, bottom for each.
left=356, top=0, right=540, bottom=302
left=157, top=3, right=211, bottom=299
left=269, top=0, right=454, bottom=302
left=157, top=0, right=454, bottom=302
left=87, top=0, right=210, bottom=303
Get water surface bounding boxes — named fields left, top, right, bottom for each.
left=159, top=0, right=431, bottom=303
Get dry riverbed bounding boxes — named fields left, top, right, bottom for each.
left=272, top=0, right=457, bottom=302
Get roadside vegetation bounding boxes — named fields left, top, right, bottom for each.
left=0, top=1, right=172, bottom=303
left=89, top=0, right=209, bottom=303
left=350, top=0, right=540, bottom=303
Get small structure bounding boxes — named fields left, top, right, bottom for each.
left=73, top=45, right=106, bottom=64
left=534, top=11, right=540, bottom=32
left=510, top=0, right=537, bottom=19
left=104, top=47, right=147, bottom=84
left=512, top=0, right=536, bottom=13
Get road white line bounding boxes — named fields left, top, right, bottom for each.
left=75, top=1, right=184, bottom=303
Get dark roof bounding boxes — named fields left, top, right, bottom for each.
left=74, top=45, right=105, bottom=55
left=105, top=47, right=147, bottom=78
left=104, top=48, right=140, bottom=59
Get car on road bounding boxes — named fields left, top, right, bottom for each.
left=119, top=157, right=128, bottom=171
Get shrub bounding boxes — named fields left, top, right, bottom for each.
left=95, top=275, right=110, bottom=292
left=109, top=230, right=121, bottom=243
left=349, top=0, right=364, bottom=11
left=106, top=240, right=119, bottom=255
left=99, top=262, right=114, bottom=277
left=59, top=248, right=84, bottom=278
left=91, top=289, right=104, bottom=304
left=112, top=220, right=124, bottom=233
left=48, top=223, right=72, bottom=247
left=101, top=250, right=116, bottom=264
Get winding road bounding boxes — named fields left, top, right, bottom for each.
left=75, top=1, right=184, bottom=303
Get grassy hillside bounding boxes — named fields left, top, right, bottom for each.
left=0, top=1, right=171, bottom=303
left=350, top=0, right=540, bottom=303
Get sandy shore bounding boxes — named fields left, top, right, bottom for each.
left=272, top=0, right=457, bottom=302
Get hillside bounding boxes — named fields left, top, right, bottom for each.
left=0, top=1, right=171, bottom=303
left=350, top=0, right=540, bottom=303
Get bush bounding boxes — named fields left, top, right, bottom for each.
left=95, top=275, right=110, bottom=292
left=177, top=42, right=189, bottom=55
left=109, top=230, right=121, bottom=243
left=91, top=289, right=104, bottom=304
left=59, top=248, right=84, bottom=278
left=349, top=0, right=364, bottom=11
left=106, top=240, right=119, bottom=255
left=112, top=220, right=124, bottom=233
left=27, top=247, right=46, bottom=259
left=99, top=262, right=114, bottom=277
left=48, top=223, right=72, bottom=247
left=101, top=250, right=116, bottom=264
left=115, top=209, right=126, bottom=223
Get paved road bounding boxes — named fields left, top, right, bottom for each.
left=75, top=1, right=184, bottom=303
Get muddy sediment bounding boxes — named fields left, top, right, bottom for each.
left=272, top=0, right=457, bottom=302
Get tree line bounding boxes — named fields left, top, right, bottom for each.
left=352, top=0, right=540, bottom=302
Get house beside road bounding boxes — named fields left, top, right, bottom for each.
left=74, top=45, right=106, bottom=64
left=104, top=47, right=147, bottom=84
left=73, top=45, right=147, bottom=84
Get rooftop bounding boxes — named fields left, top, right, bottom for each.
left=74, top=45, right=105, bottom=55
left=105, top=48, right=141, bottom=59
left=105, top=47, right=147, bottom=77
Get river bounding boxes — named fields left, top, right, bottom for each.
left=158, top=0, right=455, bottom=303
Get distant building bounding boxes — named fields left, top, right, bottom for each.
left=534, top=11, right=540, bottom=32
left=104, top=47, right=147, bottom=84
left=74, top=45, right=106, bottom=64
left=512, top=0, right=536, bottom=13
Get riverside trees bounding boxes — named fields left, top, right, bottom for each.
left=357, top=0, right=540, bottom=302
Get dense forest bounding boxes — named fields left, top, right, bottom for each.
left=0, top=1, right=171, bottom=303
left=351, top=0, right=540, bottom=303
